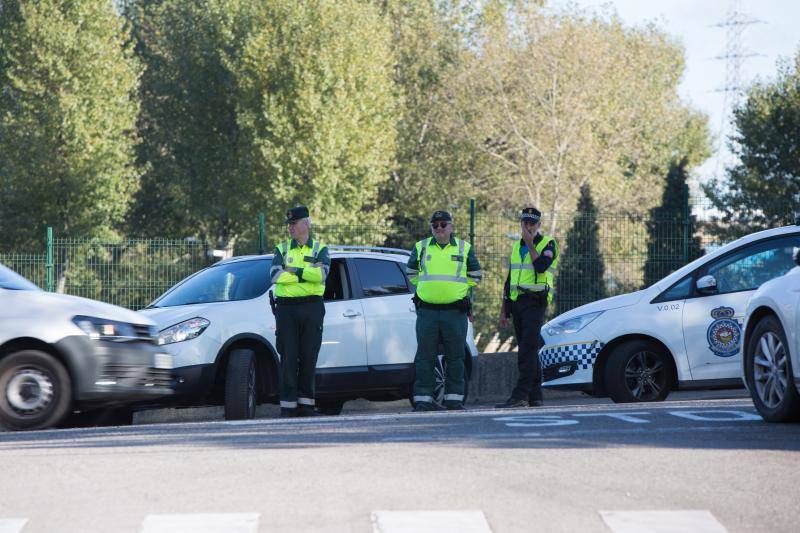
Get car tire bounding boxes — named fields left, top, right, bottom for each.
left=604, top=340, right=672, bottom=403
left=0, top=350, right=73, bottom=431
left=409, top=354, right=470, bottom=408
left=224, top=349, right=257, bottom=420
left=745, top=315, right=800, bottom=423
left=316, top=400, right=344, bottom=416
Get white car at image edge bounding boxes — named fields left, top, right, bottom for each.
left=540, top=223, right=800, bottom=402
left=742, top=251, right=800, bottom=422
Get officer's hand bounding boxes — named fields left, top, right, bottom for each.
left=499, top=314, right=509, bottom=329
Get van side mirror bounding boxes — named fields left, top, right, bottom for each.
left=696, top=275, right=718, bottom=295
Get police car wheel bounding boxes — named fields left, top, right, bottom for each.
left=604, top=341, right=672, bottom=403
left=0, top=349, right=73, bottom=431
left=224, top=349, right=257, bottom=420
left=745, top=315, right=800, bottom=423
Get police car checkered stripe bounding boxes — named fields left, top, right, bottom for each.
left=539, top=342, right=605, bottom=370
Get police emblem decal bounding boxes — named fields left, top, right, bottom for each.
left=706, top=306, right=741, bottom=357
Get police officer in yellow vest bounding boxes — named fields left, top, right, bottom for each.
left=496, top=207, right=559, bottom=408
left=270, top=206, right=330, bottom=417
left=406, top=210, right=482, bottom=411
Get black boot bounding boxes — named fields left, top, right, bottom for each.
left=280, top=408, right=297, bottom=418
left=495, top=398, right=528, bottom=408
left=297, top=405, right=318, bottom=417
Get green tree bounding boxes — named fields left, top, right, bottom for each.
left=556, top=184, right=607, bottom=315
left=643, top=158, right=703, bottom=287
left=0, top=0, right=142, bottom=251
left=233, top=0, right=397, bottom=241
left=128, top=0, right=397, bottom=248
left=704, top=52, right=800, bottom=239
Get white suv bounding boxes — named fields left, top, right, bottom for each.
left=139, top=247, right=479, bottom=418
left=742, top=250, right=800, bottom=422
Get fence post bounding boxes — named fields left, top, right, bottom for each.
left=258, top=212, right=265, bottom=255
left=682, top=183, right=690, bottom=265
left=46, top=226, right=53, bottom=292
left=469, top=198, right=475, bottom=300
left=469, top=198, right=475, bottom=247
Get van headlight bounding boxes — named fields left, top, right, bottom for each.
left=158, top=318, right=210, bottom=345
left=72, top=316, right=137, bottom=341
left=544, top=311, right=603, bottom=336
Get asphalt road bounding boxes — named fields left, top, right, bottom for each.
left=1, top=394, right=798, bottom=533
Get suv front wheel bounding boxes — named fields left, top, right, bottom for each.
left=224, top=349, right=257, bottom=420
left=745, top=315, right=800, bottom=422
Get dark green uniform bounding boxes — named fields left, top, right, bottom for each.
left=406, top=213, right=482, bottom=410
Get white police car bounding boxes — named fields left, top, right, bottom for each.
left=742, top=249, right=800, bottom=422
left=540, top=224, right=800, bottom=402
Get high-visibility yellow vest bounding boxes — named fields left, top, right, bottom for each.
left=273, top=239, right=327, bottom=298
left=412, top=238, right=474, bottom=304
left=509, top=236, right=558, bottom=304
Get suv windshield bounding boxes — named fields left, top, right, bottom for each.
left=150, top=258, right=271, bottom=308
left=0, top=264, right=40, bottom=291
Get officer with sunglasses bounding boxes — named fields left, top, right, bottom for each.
left=406, top=211, right=482, bottom=411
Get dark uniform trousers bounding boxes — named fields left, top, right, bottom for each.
left=511, top=293, right=547, bottom=403
left=414, top=306, right=468, bottom=407
left=275, top=298, right=325, bottom=407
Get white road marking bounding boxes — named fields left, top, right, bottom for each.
left=600, top=510, right=729, bottom=533
left=0, top=519, right=28, bottom=533
left=140, top=513, right=259, bottom=533
left=668, top=410, right=762, bottom=422
left=493, top=415, right=580, bottom=427
left=372, top=510, right=493, bottom=533
left=572, top=412, right=652, bottom=423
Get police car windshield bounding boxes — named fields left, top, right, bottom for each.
left=149, top=258, right=272, bottom=308
left=0, top=263, right=41, bottom=291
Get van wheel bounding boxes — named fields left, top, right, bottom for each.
left=604, top=341, right=672, bottom=403
left=0, top=350, right=73, bottom=430
left=745, top=315, right=800, bottom=422
left=224, top=349, right=257, bottom=420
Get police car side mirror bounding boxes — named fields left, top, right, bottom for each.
left=794, top=247, right=800, bottom=267
left=696, top=275, right=718, bottom=295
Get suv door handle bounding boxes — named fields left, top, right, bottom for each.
left=342, top=310, right=362, bottom=318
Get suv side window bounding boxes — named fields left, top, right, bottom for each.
left=324, top=258, right=351, bottom=301
left=700, top=235, right=799, bottom=295
left=353, top=258, right=410, bottom=297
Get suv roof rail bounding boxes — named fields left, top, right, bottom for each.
left=327, top=245, right=411, bottom=256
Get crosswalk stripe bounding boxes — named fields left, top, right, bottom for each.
left=0, top=519, right=28, bottom=533
left=371, top=511, right=493, bottom=533
left=600, top=510, right=730, bottom=533
left=140, top=513, right=259, bottom=533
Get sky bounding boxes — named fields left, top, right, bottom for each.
left=549, top=0, right=800, bottom=191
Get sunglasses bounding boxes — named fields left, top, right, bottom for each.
left=431, top=221, right=450, bottom=229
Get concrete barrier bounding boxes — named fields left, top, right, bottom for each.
left=469, top=351, right=584, bottom=403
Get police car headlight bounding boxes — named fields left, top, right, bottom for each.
left=545, top=311, right=603, bottom=336
left=158, top=318, right=210, bottom=345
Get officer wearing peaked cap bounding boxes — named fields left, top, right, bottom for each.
left=406, top=210, right=482, bottom=411
left=496, top=207, right=559, bottom=409
left=270, top=206, right=330, bottom=417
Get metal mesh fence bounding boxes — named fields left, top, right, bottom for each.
left=1, top=199, right=795, bottom=350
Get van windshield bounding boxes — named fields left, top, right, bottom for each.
left=149, top=258, right=271, bottom=308
left=0, top=264, right=41, bottom=291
